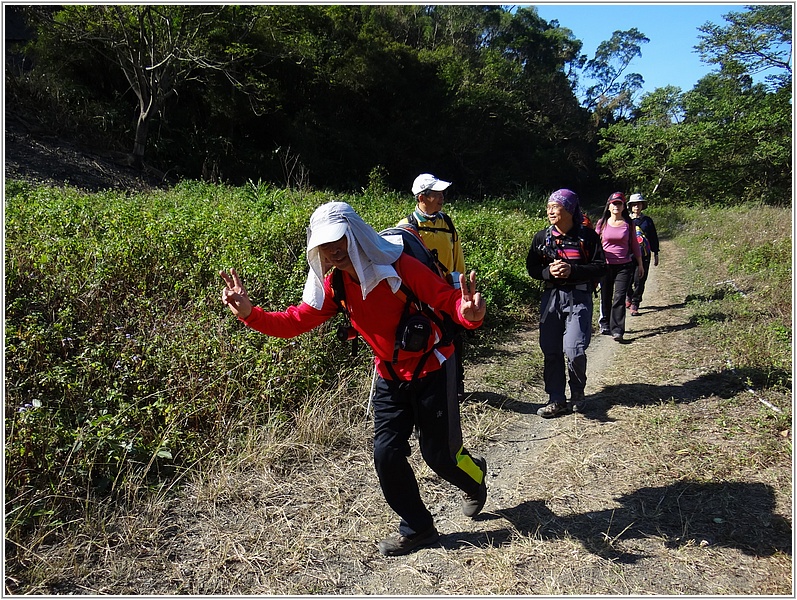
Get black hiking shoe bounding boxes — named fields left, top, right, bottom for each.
left=537, top=401, right=568, bottom=418
left=570, top=394, right=587, bottom=413
left=378, top=526, right=439, bottom=556
left=461, top=456, right=488, bottom=518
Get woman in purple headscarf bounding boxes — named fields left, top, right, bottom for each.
left=526, top=189, right=607, bottom=418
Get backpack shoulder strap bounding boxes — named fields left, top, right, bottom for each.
left=409, top=210, right=457, bottom=242
left=440, top=212, right=458, bottom=242
left=331, top=268, right=346, bottom=313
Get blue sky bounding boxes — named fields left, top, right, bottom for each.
left=532, top=3, right=746, bottom=98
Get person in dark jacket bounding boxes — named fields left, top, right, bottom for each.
left=626, top=193, right=660, bottom=316
left=526, top=189, right=607, bottom=418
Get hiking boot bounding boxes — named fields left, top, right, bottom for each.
left=461, top=456, right=488, bottom=518
left=600, top=328, right=611, bottom=335
left=378, top=526, right=439, bottom=556
left=537, top=401, right=568, bottom=418
left=570, top=394, right=587, bottom=413
left=630, top=304, right=640, bottom=316
left=612, top=334, right=623, bottom=342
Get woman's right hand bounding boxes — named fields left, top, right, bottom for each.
left=220, top=268, right=253, bottom=320
left=549, top=259, right=571, bottom=279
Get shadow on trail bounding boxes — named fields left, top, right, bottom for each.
left=636, top=301, right=686, bottom=312
left=464, top=352, right=772, bottom=420
left=440, top=480, right=792, bottom=562
left=579, top=365, right=790, bottom=423
left=623, top=319, right=696, bottom=341
left=466, top=391, right=542, bottom=415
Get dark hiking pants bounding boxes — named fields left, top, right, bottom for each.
left=372, top=359, right=484, bottom=537
left=630, top=255, right=652, bottom=307
left=599, top=261, right=634, bottom=337
left=539, top=286, right=593, bottom=404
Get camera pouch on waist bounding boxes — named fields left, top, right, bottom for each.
left=399, top=313, right=432, bottom=353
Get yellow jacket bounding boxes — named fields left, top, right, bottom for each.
left=398, top=209, right=465, bottom=277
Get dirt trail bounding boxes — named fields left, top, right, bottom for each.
left=24, top=239, right=790, bottom=595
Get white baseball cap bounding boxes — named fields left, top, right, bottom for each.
left=412, top=173, right=452, bottom=196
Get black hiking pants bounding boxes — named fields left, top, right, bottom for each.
left=630, top=255, right=652, bottom=307
left=372, top=358, right=484, bottom=537
left=599, top=261, right=634, bottom=337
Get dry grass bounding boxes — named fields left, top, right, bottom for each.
left=6, top=237, right=792, bottom=595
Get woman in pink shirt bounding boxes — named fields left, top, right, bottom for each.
left=595, top=192, right=644, bottom=342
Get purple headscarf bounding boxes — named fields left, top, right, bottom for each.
left=549, top=189, right=583, bottom=228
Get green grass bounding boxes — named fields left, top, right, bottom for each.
left=671, top=203, right=791, bottom=388
left=4, top=178, right=547, bottom=541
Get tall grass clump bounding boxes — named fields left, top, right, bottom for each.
left=673, top=203, right=791, bottom=390
left=4, top=179, right=545, bottom=547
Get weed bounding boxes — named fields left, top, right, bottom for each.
left=4, top=180, right=544, bottom=543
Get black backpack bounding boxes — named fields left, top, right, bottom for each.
left=331, top=224, right=462, bottom=381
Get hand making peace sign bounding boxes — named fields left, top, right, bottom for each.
left=458, top=270, right=486, bottom=323
left=219, top=268, right=253, bottom=320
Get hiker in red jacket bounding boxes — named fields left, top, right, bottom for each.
left=220, top=201, right=487, bottom=557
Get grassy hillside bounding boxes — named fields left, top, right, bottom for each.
left=4, top=179, right=545, bottom=539
left=5, top=180, right=791, bottom=577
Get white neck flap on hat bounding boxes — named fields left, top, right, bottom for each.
left=302, top=202, right=404, bottom=309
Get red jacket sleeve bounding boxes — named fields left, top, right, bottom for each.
left=240, top=286, right=337, bottom=338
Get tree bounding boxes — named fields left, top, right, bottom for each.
left=30, top=5, right=257, bottom=170
left=583, top=29, right=649, bottom=123
left=599, top=74, right=791, bottom=203
left=696, top=4, right=792, bottom=91
left=17, top=5, right=594, bottom=194
left=597, top=6, right=791, bottom=205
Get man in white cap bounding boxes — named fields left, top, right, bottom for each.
left=401, top=173, right=465, bottom=280
left=220, top=201, right=488, bottom=557
left=399, top=173, right=467, bottom=400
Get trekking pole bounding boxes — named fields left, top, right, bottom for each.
left=366, top=364, right=377, bottom=416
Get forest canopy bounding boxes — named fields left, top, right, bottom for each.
left=6, top=4, right=792, bottom=204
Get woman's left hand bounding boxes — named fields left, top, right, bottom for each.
left=459, top=270, right=486, bottom=322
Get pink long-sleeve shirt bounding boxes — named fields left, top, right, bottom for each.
left=240, top=253, right=482, bottom=381
left=596, top=220, right=642, bottom=265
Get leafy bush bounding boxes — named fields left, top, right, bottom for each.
left=4, top=180, right=545, bottom=537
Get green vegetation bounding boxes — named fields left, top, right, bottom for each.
left=674, top=203, right=792, bottom=388
left=5, top=182, right=791, bottom=593
left=7, top=5, right=791, bottom=201
left=4, top=180, right=545, bottom=541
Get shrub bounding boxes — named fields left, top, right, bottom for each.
left=4, top=180, right=544, bottom=537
